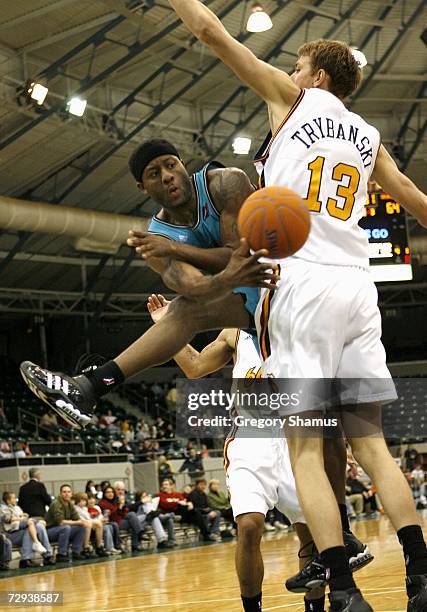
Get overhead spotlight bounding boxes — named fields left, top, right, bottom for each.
left=246, top=4, right=273, bottom=33
left=351, top=48, right=368, bottom=68
left=233, top=137, right=252, bottom=155
left=67, top=97, right=87, bottom=117
left=27, top=82, right=48, bottom=105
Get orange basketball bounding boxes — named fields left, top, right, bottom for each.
left=237, top=186, right=311, bottom=259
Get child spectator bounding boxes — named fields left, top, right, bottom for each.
left=73, top=492, right=108, bottom=557
left=0, top=491, right=54, bottom=567
left=87, top=493, right=122, bottom=553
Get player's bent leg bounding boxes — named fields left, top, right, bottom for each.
left=235, top=512, right=265, bottom=609
left=20, top=293, right=250, bottom=428
left=115, top=292, right=251, bottom=378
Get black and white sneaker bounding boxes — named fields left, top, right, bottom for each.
left=285, top=533, right=374, bottom=593
left=329, top=588, right=373, bottom=611
left=20, top=361, right=95, bottom=429
left=343, top=531, right=374, bottom=573
left=407, top=575, right=427, bottom=611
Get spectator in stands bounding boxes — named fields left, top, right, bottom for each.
left=136, top=419, right=150, bottom=440
left=0, top=442, right=12, bottom=459
left=158, top=455, right=174, bottom=482
left=0, top=532, right=12, bottom=570
left=120, top=419, right=130, bottom=435
left=100, top=409, right=117, bottom=427
left=87, top=493, right=122, bottom=554
left=200, top=444, right=209, bottom=458
left=19, top=468, right=52, bottom=518
left=165, top=423, right=175, bottom=440
left=0, top=491, right=54, bottom=567
left=45, top=484, right=88, bottom=561
left=132, top=491, right=175, bottom=548
left=99, top=485, right=145, bottom=552
left=138, top=439, right=154, bottom=462
left=346, top=465, right=378, bottom=515
left=151, top=381, right=164, bottom=399
left=179, top=448, right=205, bottom=480
left=40, top=408, right=58, bottom=430
left=125, top=423, right=135, bottom=444
left=158, top=479, right=212, bottom=541
left=207, top=480, right=236, bottom=529
left=405, top=445, right=419, bottom=471
left=151, top=440, right=162, bottom=457
left=72, top=493, right=108, bottom=557
left=411, top=462, right=426, bottom=504
left=85, top=481, right=97, bottom=495
left=188, top=479, right=221, bottom=541
left=166, top=385, right=177, bottom=411
left=185, top=440, right=195, bottom=455
left=0, top=517, right=35, bottom=569
left=346, top=489, right=364, bottom=517
left=182, top=484, right=193, bottom=496
left=13, top=441, right=31, bottom=458
left=150, top=425, right=158, bottom=440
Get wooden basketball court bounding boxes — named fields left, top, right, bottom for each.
left=1, top=513, right=425, bottom=611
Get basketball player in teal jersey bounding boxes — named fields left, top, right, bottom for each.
left=159, top=3, right=427, bottom=611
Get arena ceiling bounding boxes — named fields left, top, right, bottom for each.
left=0, top=0, right=425, bottom=319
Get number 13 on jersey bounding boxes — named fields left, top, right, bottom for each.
left=304, top=156, right=361, bottom=221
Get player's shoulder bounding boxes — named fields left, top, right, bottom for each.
left=206, top=166, right=252, bottom=211
left=207, top=166, right=249, bottom=187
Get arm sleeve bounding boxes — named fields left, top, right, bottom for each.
left=40, top=484, right=52, bottom=507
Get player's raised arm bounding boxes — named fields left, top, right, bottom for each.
left=372, top=145, right=427, bottom=229
left=148, top=294, right=234, bottom=378
left=168, top=0, right=300, bottom=109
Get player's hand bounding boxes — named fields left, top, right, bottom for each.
left=220, top=239, right=278, bottom=290
left=147, top=294, right=171, bottom=323
left=128, top=230, right=175, bottom=259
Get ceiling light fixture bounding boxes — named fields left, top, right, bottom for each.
left=246, top=4, right=273, bottom=33
left=232, top=137, right=252, bottom=155
left=351, top=48, right=368, bottom=68
left=67, top=97, right=87, bottom=117
left=27, top=82, right=48, bottom=105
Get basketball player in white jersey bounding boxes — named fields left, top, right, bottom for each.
left=167, top=3, right=427, bottom=611
left=147, top=293, right=371, bottom=612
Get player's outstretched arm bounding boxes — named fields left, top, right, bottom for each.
left=147, top=294, right=235, bottom=378
left=168, top=0, right=300, bottom=109
left=129, top=231, right=232, bottom=273
left=372, top=145, right=427, bottom=229
left=142, top=241, right=277, bottom=298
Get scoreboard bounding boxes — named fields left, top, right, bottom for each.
left=359, top=190, right=412, bottom=282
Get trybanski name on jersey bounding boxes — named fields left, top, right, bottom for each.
left=291, top=117, right=374, bottom=168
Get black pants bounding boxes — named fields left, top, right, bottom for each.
left=217, top=507, right=237, bottom=528
left=178, top=507, right=209, bottom=537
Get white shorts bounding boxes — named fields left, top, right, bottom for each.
left=224, top=433, right=305, bottom=524
left=255, top=260, right=397, bottom=411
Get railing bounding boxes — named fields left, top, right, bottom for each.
left=17, top=406, right=76, bottom=441
left=0, top=453, right=131, bottom=467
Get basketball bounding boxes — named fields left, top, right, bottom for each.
left=237, top=186, right=311, bottom=259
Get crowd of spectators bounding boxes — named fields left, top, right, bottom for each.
left=0, top=463, right=240, bottom=571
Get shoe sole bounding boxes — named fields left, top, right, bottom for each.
left=349, top=546, right=374, bottom=573
left=285, top=547, right=374, bottom=593
left=20, top=363, right=90, bottom=429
